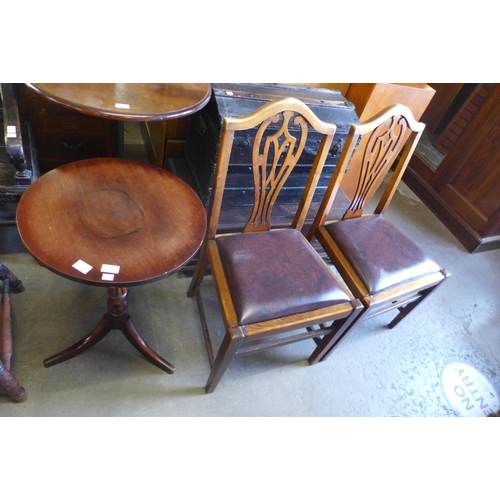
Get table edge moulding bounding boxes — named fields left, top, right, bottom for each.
left=26, top=83, right=212, bottom=121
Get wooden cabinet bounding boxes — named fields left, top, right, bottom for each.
left=404, top=83, right=500, bottom=253
left=17, top=84, right=119, bottom=172
left=345, top=83, right=436, bottom=121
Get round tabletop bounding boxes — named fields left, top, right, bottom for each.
left=25, top=83, right=212, bottom=121
left=16, top=158, right=207, bottom=286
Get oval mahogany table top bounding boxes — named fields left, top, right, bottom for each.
left=16, top=158, right=207, bottom=287
left=26, top=83, right=212, bottom=121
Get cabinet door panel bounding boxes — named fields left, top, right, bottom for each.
left=437, top=90, right=500, bottom=235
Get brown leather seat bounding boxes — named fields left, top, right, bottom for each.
left=325, top=215, right=442, bottom=294
left=217, top=229, right=352, bottom=325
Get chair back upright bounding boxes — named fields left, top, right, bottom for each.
left=308, top=104, right=425, bottom=237
left=205, top=97, right=338, bottom=240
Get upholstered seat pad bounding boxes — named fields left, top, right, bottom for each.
left=325, top=215, right=441, bottom=294
left=216, top=229, right=351, bottom=326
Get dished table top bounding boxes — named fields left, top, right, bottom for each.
left=16, top=158, right=207, bottom=287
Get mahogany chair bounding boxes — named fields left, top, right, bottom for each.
left=307, top=104, right=450, bottom=359
left=187, top=97, right=363, bottom=393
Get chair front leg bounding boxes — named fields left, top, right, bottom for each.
left=308, top=300, right=364, bottom=364
left=205, top=327, right=245, bottom=394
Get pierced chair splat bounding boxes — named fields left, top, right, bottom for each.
left=307, top=104, right=450, bottom=360
left=187, top=97, right=363, bottom=394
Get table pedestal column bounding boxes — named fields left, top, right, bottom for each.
left=44, top=287, right=175, bottom=373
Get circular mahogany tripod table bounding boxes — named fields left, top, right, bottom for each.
left=16, top=158, right=207, bottom=373
left=17, top=83, right=210, bottom=373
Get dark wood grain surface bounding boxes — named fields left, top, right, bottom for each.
left=26, top=83, right=212, bottom=121
left=16, top=158, right=207, bottom=286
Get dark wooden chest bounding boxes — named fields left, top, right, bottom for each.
left=185, top=84, right=358, bottom=213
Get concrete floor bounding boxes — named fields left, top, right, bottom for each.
left=1, top=123, right=499, bottom=417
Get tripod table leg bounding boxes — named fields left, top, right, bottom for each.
left=44, top=286, right=175, bottom=373
left=44, top=315, right=112, bottom=367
